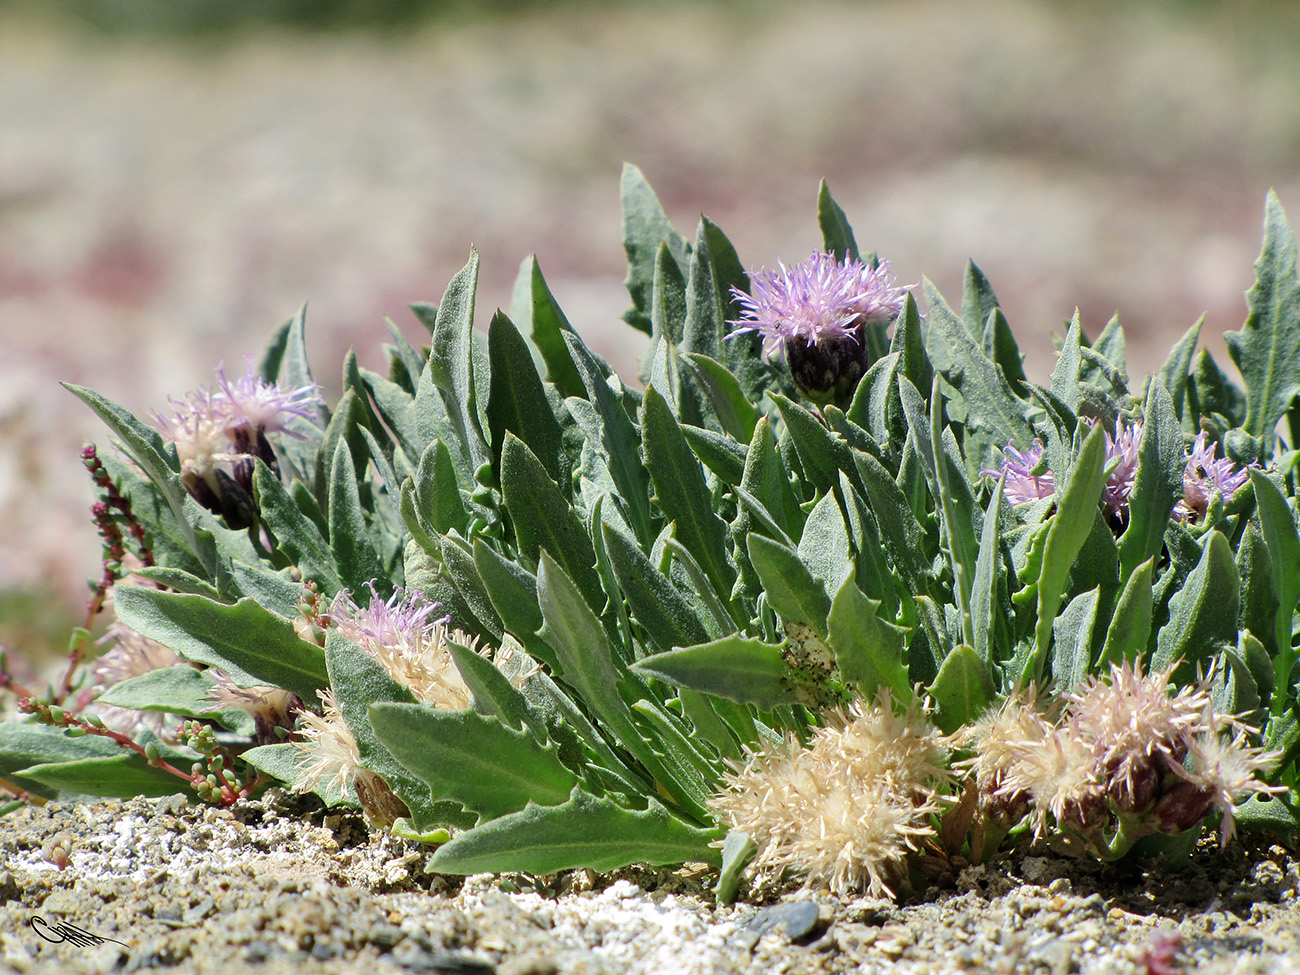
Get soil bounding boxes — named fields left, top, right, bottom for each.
left=1, top=791, right=1298, bottom=974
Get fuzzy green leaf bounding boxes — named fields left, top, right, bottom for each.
left=1159, top=317, right=1203, bottom=427
left=427, top=250, right=491, bottom=473
left=747, top=533, right=831, bottom=639
left=1100, top=558, right=1155, bottom=666
left=601, top=521, right=710, bottom=654
left=1225, top=192, right=1300, bottom=441
left=254, top=461, right=343, bottom=596
left=621, top=163, right=690, bottom=334
left=632, top=636, right=796, bottom=709
left=1051, top=587, right=1101, bottom=689
left=509, top=255, right=585, bottom=399
left=95, top=665, right=255, bottom=735
left=427, top=790, right=720, bottom=874
left=827, top=575, right=910, bottom=700
left=1153, top=531, right=1240, bottom=678
left=1118, top=379, right=1185, bottom=579
left=501, top=432, right=603, bottom=609
left=370, top=702, right=577, bottom=822
left=927, top=644, right=996, bottom=735
left=642, top=385, right=734, bottom=601
left=817, top=180, right=860, bottom=262
left=328, top=438, right=387, bottom=597
left=487, top=310, right=565, bottom=484
left=16, top=755, right=189, bottom=799
left=113, top=586, right=327, bottom=703
left=683, top=353, right=759, bottom=444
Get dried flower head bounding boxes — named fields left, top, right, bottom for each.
left=951, top=687, right=1053, bottom=823
left=711, top=692, right=949, bottom=898
left=727, top=251, right=908, bottom=402
left=202, top=672, right=300, bottom=745
left=1177, top=714, right=1283, bottom=846
left=1174, top=433, right=1253, bottom=524
left=1064, top=662, right=1210, bottom=812
left=292, top=687, right=361, bottom=799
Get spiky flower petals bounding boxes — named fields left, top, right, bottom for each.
left=957, top=662, right=1281, bottom=856
left=710, top=692, right=950, bottom=898
left=152, top=357, right=322, bottom=526
left=292, top=688, right=360, bottom=800
left=726, top=251, right=908, bottom=402
left=202, top=672, right=300, bottom=746
left=983, top=439, right=1054, bottom=505
left=986, top=420, right=1142, bottom=519
left=1174, top=433, right=1254, bottom=524
left=328, top=585, right=475, bottom=710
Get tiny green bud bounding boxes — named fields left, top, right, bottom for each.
left=65, top=726, right=87, bottom=737
left=46, top=705, right=66, bottom=725
left=84, top=713, right=105, bottom=729
left=144, top=742, right=161, bottom=763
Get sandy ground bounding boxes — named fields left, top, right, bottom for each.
left=3, top=1, right=1300, bottom=622
left=3, top=791, right=1300, bottom=974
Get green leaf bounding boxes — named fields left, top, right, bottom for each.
left=370, top=702, right=577, bottom=821
left=565, top=333, right=656, bottom=546
left=1100, top=557, right=1155, bottom=666
left=772, top=393, right=855, bottom=498
left=113, top=586, right=327, bottom=703
left=683, top=353, right=759, bottom=444
left=402, top=439, right=470, bottom=546
left=971, top=475, right=1005, bottom=663
left=716, top=830, right=759, bottom=905
left=747, top=533, right=831, bottom=639
left=1118, top=379, right=1185, bottom=579
left=1225, top=191, right=1300, bottom=441
left=683, top=218, right=747, bottom=363
left=328, top=438, right=387, bottom=597
left=500, top=432, right=603, bottom=610
left=1249, top=468, right=1300, bottom=707
left=851, top=448, right=930, bottom=594
left=827, top=575, right=910, bottom=700
left=651, top=241, right=688, bottom=347
left=254, top=461, right=343, bottom=596
left=427, top=790, right=720, bottom=874
left=95, top=665, right=255, bottom=735
left=632, top=636, right=796, bottom=710
left=961, top=260, right=1001, bottom=340
left=1159, top=317, right=1203, bottom=426
left=427, top=250, right=491, bottom=473
left=621, top=163, right=690, bottom=334
left=680, top=424, right=747, bottom=486
left=1153, top=531, right=1240, bottom=679
left=447, top=641, right=541, bottom=735
left=601, top=521, right=710, bottom=655
left=923, top=278, right=1033, bottom=456
left=439, top=533, right=504, bottom=641
left=1190, top=347, right=1247, bottom=428
left=642, top=385, right=735, bottom=602
left=817, top=180, right=860, bottom=262
left=487, top=310, right=565, bottom=484
left=16, top=754, right=187, bottom=799
left=537, top=552, right=708, bottom=820
left=474, top=537, right=554, bottom=671
left=0, top=723, right=130, bottom=799
left=1051, top=587, right=1101, bottom=689
left=927, top=644, right=996, bottom=735
left=1237, top=523, right=1281, bottom=661
left=242, top=743, right=345, bottom=803
left=1033, top=423, right=1108, bottom=670
left=509, top=255, right=585, bottom=399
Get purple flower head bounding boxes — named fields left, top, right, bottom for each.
left=1173, top=434, right=1253, bottom=524
left=329, top=584, right=450, bottom=655
left=151, top=359, right=322, bottom=527
left=986, top=420, right=1142, bottom=521
left=983, top=439, right=1054, bottom=505
left=726, top=251, right=908, bottom=402
left=1100, top=421, right=1142, bottom=520
left=214, top=356, right=322, bottom=440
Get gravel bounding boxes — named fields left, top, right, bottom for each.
left=2, top=791, right=1300, bottom=974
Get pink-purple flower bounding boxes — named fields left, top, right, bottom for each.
left=152, top=358, right=321, bottom=526
left=726, top=251, right=908, bottom=402
left=985, top=421, right=1142, bottom=521
left=1173, top=433, right=1253, bottom=524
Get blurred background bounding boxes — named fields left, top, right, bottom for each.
left=3, top=0, right=1300, bottom=663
